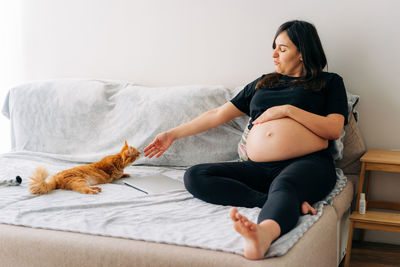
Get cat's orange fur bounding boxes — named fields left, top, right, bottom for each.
left=29, top=141, right=140, bottom=194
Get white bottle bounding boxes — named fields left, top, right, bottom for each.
left=359, top=193, right=366, bottom=215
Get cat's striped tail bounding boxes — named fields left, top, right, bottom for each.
left=29, top=167, right=57, bottom=194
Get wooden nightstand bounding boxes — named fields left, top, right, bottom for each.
left=344, top=149, right=400, bottom=267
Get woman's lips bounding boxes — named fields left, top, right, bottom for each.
left=274, top=61, right=279, bottom=65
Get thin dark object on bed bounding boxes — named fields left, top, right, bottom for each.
left=124, top=182, right=149, bottom=194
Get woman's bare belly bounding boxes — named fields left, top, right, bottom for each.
left=246, top=118, right=328, bottom=162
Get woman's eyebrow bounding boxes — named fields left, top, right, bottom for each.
left=277, top=44, right=288, bottom=47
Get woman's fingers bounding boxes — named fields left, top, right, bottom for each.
left=143, top=142, right=155, bottom=153
left=143, top=142, right=161, bottom=158
left=143, top=138, right=161, bottom=157
left=146, top=147, right=161, bottom=158
left=145, top=143, right=167, bottom=158
left=146, top=150, right=157, bottom=158
left=252, top=118, right=263, bottom=125
left=143, top=143, right=155, bottom=155
left=148, top=148, right=165, bottom=158
left=143, top=132, right=172, bottom=158
left=155, top=150, right=165, bottom=158
left=144, top=148, right=155, bottom=157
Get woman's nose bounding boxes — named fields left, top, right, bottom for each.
left=272, top=49, right=278, bottom=58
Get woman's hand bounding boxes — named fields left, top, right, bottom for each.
left=252, top=105, right=291, bottom=125
left=143, top=131, right=175, bottom=158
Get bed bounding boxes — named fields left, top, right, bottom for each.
left=0, top=79, right=365, bottom=267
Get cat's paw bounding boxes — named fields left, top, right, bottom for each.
left=80, top=187, right=100, bottom=194
left=90, top=186, right=101, bottom=192
left=86, top=189, right=99, bottom=194
left=91, top=186, right=102, bottom=192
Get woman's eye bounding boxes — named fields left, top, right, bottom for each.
left=280, top=49, right=286, bottom=52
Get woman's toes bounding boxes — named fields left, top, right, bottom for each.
left=301, top=201, right=317, bottom=215
left=310, top=207, right=317, bottom=215
left=230, top=207, right=239, bottom=221
left=301, top=204, right=308, bottom=214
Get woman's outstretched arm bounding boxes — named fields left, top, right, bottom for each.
left=143, top=102, right=245, bottom=158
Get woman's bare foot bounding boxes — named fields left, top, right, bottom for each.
left=229, top=207, right=280, bottom=260
left=301, top=201, right=317, bottom=215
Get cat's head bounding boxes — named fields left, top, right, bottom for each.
left=120, top=140, right=141, bottom=167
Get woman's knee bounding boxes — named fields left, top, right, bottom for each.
left=268, top=177, right=296, bottom=195
left=183, top=164, right=209, bottom=195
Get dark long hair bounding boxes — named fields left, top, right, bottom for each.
left=256, top=20, right=327, bottom=91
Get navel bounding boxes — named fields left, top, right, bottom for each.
left=265, top=132, right=272, bottom=137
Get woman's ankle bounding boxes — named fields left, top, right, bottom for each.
left=259, top=219, right=281, bottom=241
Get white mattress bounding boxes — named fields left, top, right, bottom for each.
left=0, top=151, right=347, bottom=258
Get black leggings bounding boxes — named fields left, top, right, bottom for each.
left=183, top=149, right=337, bottom=235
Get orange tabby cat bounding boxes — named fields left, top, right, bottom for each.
left=29, top=141, right=140, bottom=194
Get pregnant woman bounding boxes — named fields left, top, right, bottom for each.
left=144, top=20, right=348, bottom=260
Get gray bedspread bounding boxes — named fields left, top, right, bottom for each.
left=0, top=151, right=347, bottom=258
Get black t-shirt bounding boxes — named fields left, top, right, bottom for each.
left=231, top=72, right=349, bottom=130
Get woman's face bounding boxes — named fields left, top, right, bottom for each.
left=272, top=31, right=303, bottom=77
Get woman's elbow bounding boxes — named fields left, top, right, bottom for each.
left=329, top=128, right=343, bottom=140
left=326, top=115, right=345, bottom=140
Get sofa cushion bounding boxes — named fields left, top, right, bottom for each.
left=329, top=91, right=360, bottom=161
left=334, top=113, right=366, bottom=174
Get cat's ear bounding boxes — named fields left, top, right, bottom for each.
left=121, top=140, right=128, bottom=152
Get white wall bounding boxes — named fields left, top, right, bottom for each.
left=0, top=0, right=22, bottom=153
left=2, top=0, right=400, bottom=243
